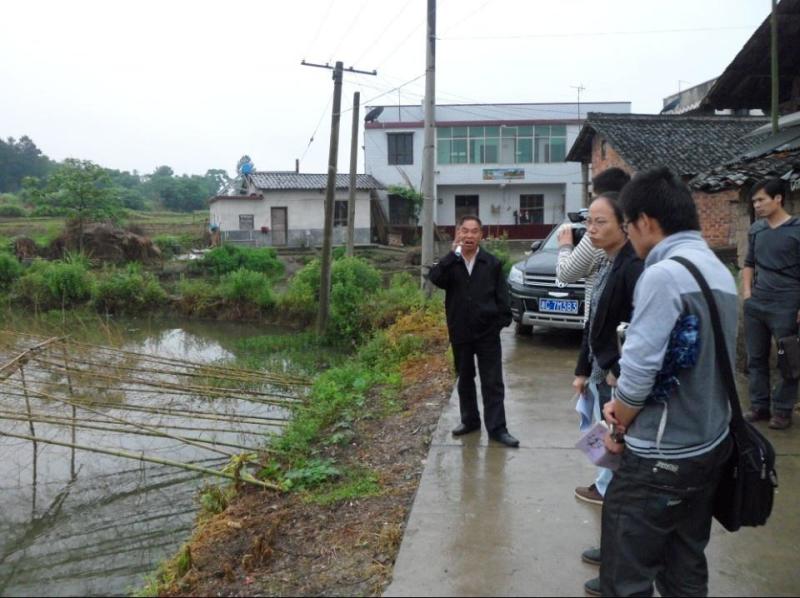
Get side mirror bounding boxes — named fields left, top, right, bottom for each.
left=530, top=240, right=542, bottom=252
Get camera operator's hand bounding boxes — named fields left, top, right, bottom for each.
left=557, top=224, right=573, bottom=247
left=604, top=431, right=626, bottom=454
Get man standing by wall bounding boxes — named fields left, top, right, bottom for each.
left=743, top=178, right=800, bottom=430
left=588, top=168, right=736, bottom=596
left=428, top=215, right=519, bottom=447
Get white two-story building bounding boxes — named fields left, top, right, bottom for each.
left=364, top=102, right=631, bottom=233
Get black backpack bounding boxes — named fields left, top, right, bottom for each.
left=672, top=256, right=777, bottom=532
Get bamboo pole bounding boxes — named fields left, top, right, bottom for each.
left=0, top=336, right=62, bottom=381
left=0, top=413, right=263, bottom=452
left=2, top=380, right=287, bottom=425
left=19, top=365, right=38, bottom=497
left=61, top=344, right=77, bottom=478
left=1, top=381, right=239, bottom=458
left=31, top=357, right=302, bottom=406
left=0, top=430, right=281, bottom=490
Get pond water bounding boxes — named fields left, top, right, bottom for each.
left=0, top=316, right=297, bottom=596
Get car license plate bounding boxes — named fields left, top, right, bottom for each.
left=539, top=298, right=579, bottom=314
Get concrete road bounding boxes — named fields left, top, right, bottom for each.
left=385, top=327, right=800, bottom=597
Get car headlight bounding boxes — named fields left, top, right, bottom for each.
left=508, top=265, right=524, bottom=285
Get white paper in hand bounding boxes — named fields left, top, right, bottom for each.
left=575, top=421, right=621, bottom=471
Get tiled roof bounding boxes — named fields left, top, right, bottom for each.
left=566, top=113, right=770, bottom=177
left=248, top=172, right=384, bottom=191
left=690, top=149, right=800, bottom=192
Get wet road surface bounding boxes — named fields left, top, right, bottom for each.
left=386, top=327, right=800, bottom=596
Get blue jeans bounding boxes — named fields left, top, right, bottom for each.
left=744, top=296, right=799, bottom=415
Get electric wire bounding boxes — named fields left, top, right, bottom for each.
left=304, top=0, right=339, bottom=60
left=439, top=24, right=753, bottom=41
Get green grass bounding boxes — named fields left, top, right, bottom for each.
left=306, top=469, right=381, bottom=505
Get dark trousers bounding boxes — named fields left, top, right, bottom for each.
left=452, top=333, right=507, bottom=435
left=599, top=436, right=733, bottom=597
left=744, top=297, right=799, bottom=415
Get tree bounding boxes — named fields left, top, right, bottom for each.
left=0, top=135, right=55, bottom=192
left=30, top=159, right=122, bottom=251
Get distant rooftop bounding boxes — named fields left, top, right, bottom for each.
left=247, top=172, right=384, bottom=191
left=566, top=113, right=770, bottom=177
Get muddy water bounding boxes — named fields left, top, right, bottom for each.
left=0, top=318, right=293, bottom=596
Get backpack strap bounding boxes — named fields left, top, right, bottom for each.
left=669, top=256, right=745, bottom=434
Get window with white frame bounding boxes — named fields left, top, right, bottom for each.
left=436, top=125, right=567, bottom=165
left=519, top=194, right=544, bottom=224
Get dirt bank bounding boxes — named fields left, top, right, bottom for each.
left=161, top=349, right=453, bottom=596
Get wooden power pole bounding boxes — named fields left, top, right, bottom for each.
left=301, top=60, right=376, bottom=335
left=346, top=92, right=360, bottom=257
left=420, top=0, right=436, bottom=288
left=771, top=0, right=779, bottom=135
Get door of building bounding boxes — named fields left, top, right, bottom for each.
left=271, top=207, right=287, bottom=246
left=454, top=195, right=479, bottom=223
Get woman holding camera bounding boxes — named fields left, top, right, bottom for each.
left=571, top=191, right=643, bottom=506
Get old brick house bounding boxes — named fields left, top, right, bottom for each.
left=565, top=113, right=768, bottom=258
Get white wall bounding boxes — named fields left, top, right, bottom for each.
left=437, top=184, right=566, bottom=226
left=210, top=190, right=371, bottom=232
left=363, top=101, right=631, bottom=225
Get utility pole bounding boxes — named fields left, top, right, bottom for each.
left=771, top=0, right=779, bottom=134
left=420, top=0, right=436, bottom=288
left=301, top=60, right=376, bottom=335
left=346, top=92, right=360, bottom=257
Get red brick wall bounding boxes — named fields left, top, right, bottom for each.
left=587, top=135, right=740, bottom=250
left=590, top=135, right=636, bottom=177
left=692, top=189, right=739, bottom=248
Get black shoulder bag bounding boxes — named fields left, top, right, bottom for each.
left=671, top=256, right=778, bottom=532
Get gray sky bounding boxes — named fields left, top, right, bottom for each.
left=0, top=0, right=770, bottom=177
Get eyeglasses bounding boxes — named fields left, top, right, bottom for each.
left=585, top=218, right=611, bottom=228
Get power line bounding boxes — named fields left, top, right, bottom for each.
left=329, top=0, right=372, bottom=60
left=299, top=96, right=333, bottom=162
left=439, top=25, right=752, bottom=41
left=304, top=0, right=338, bottom=59
left=439, top=0, right=496, bottom=35
left=353, top=0, right=416, bottom=66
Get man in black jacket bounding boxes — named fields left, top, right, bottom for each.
left=428, top=215, right=519, bottom=447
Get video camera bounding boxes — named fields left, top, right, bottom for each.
left=566, top=209, right=588, bottom=246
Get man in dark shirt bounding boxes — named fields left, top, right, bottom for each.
left=428, top=215, right=519, bottom=447
left=743, top=178, right=800, bottom=430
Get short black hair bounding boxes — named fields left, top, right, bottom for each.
left=592, top=168, right=631, bottom=195
left=592, top=191, right=623, bottom=224
left=458, top=215, right=483, bottom=227
left=751, top=178, right=787, bottom=205
left=620, top=167, right=700, bottom=235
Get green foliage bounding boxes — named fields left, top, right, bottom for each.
left=27, top=159, right=123, bottom=227
left=0, top=253, right=22, bottom=290
left=328, top=257, right=381, bottom=344
left=218, top=268, right=275, bottom=310
left=152, top=234, right=185, bottom=259
left=194, top=244, right=285, bottom=279
left=279, top=258, right=321, bottom=316
left=366, top=272, right=426, bottom=328
left=282, top=458, right=340, bottom=491
left=93, top=264, right=167, bottom=314
left=0, top=135, right=55, bottom=193
left=387, top=185, right=424, bottom=221
left=198, top=484, right=236, bottom=517
left=13, top=258, right=93, bottom=310
left=307, top=469, right=381, bottom=505
left=0, top=205, right=26, bottom=217
left=482, top=234, right=512, bottom=276
left=176, top=278, right=219, bottom=317
left=235, top=332, right=344, bottom=374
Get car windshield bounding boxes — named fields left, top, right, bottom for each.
left=540, top=223, right=583, bottom=251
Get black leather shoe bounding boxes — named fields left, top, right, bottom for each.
left=452, top=423, right=481, bottom=436
left=584, top=577, right=601, bottom=597
left=490, top=430, right=519, bottom=447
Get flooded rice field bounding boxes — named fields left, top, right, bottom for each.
left=0, top=318, right=304, bottom=596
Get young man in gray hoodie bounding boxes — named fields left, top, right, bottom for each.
left=583, top=168, right=736, bottom=597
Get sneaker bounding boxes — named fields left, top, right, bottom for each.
left=584, top=577, right=601, bottom=597
left=769, top=413, right=792, bottom=430
left=581, top=547, right=601, bottom=566
left=575, top=483, right=603, bottom=505
left=744, top=408, right=771, bottom=423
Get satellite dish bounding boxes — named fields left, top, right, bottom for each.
left=364, top=106, right=384, bottom=123
left=236, top=155, right=255, bottom=176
